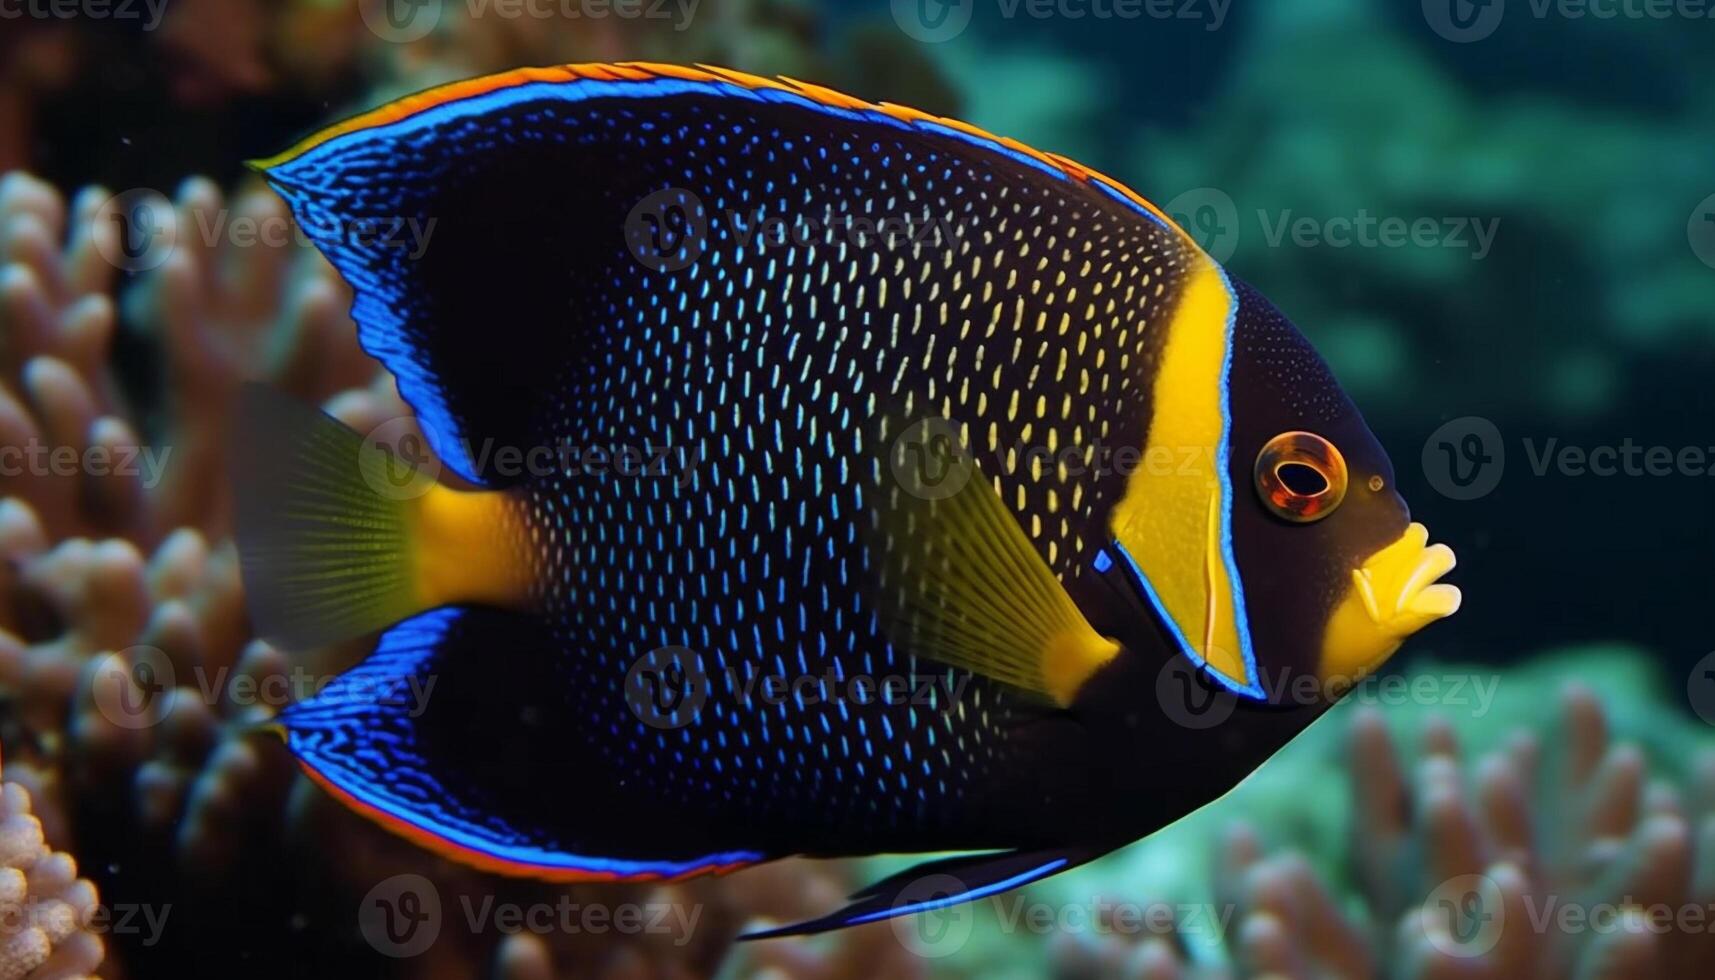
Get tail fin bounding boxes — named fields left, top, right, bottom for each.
left=229, top=386, right=426, bottom=650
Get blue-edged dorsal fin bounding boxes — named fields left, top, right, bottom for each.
left=251, top=63, right=1197, bottom=488
left=739, top=845, right=1101, bottom=940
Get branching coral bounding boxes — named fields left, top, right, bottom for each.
left=1044, top=683, right=1715, bottom=979
left=115, top=175, right=376, bottom=536
left=0, top=169, right=374, bottom=973
left=0, top=168, right=881, bottom=978
left=0, top=755, right=102, bottom=979
left=0, top=171, right=373, bottom=546
left=0, top=169, right=356, bottom=864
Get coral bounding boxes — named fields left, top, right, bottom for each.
left=0, top=168, right=880, bottom=978
left=0, top=169, right=368, bottom=973
left=0, top=171, right=372, bottom=545
left=0, top=165, right=375, bottom=889
left=1040, top=675, right=1715, bottom=979
left=0, top=755, right=103, bottom=979
left=0, top=174, right=130, bottom=542
left=114, top=175, right=375, bottom=536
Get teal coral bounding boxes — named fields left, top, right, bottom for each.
left=1019, top=652, right=1715, bottom=978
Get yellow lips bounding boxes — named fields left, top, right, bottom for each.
left=1353, top=522, right=1462, bottom=628
left=1319, top=522, right=1461, bottom=687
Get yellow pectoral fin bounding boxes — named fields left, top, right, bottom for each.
left=1042, top=628, right=1124, bottom=705
left=874, top=429, right=1119, bottom=706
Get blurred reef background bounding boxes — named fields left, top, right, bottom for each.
left=1, top=0, right=1713, bottom=976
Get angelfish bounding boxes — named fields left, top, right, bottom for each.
left=230, top=62, right=1460, bottom=938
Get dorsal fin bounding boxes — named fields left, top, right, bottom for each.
left=252, top=61, right=1190, bottom=239
left=250, top=63, right=1203, bottom=487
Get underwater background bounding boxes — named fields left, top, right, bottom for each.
left=0, top=0, right=1712, bottom=975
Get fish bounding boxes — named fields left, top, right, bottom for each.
left=229, top=62, right=1461, bottom=938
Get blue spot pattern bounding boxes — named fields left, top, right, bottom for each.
left=266, top=77, right=1199, bottom=854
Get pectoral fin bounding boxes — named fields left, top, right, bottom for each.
left=870, top=419, right=1119, bottom=706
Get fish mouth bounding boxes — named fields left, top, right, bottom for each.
left=1352, top=522, right=1462, bottom=633
left=1319, top=522, right=1460, bottom=686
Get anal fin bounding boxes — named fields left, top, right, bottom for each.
left=278, top=606, right=763, bottom=881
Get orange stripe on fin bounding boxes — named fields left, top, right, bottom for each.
left=249, top=65, right=577, bottom=171
left=691, top=63, right=791, bottom=93
left=600, top=63, right=658, bottom=81
left=779, top=76, right=870, bottom=112
left=297, top=760, right=755, bottom=884
left=251, top=61, right=1193, bottom=247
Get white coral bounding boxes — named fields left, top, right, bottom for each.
left=0, top=779, right=101, bottom=980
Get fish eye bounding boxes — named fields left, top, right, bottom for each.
left=1254, top=431, right=1348, bottom=523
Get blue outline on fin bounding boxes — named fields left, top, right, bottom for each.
left=276, top=77, right=1174, bottom=234
left=1111, top=541, right=1265, bottom=700
left=282, top=607, right=764, bottom=878
left=263, top=75, right=1178, bottom=484
left=1100, top=263, right=1263, bottom=701
left=1208, top=261, right=1262, bottom=696
left=845, top=857, right=1069, bottom=926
